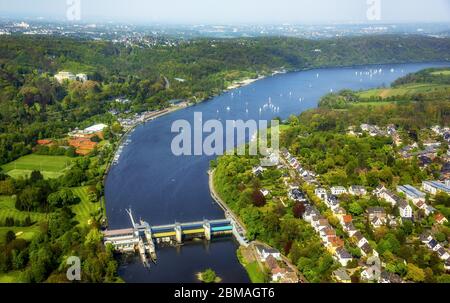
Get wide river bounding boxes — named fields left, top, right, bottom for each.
left=105, top=62, right=449, bottom=283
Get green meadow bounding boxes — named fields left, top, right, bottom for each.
left=71, top=187, right=103, bottom=227
left=357, top=83, right=450, bottom=99
left=0, top=196, right=47, bottom=224
left=1, top=154, right=74, bottom=179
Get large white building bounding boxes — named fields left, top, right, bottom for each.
left=84, top=123, right=108, bottom=134
left=422, top=181, right=450, bottom=195
left=55, top=71, right=76, bottom=83
left=397, top=185, right=426, bottom=204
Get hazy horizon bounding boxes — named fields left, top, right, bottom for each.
left=0, top=0, right=449, bottom=25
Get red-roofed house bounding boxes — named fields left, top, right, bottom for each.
left=435, top=213, right=448, bottom=225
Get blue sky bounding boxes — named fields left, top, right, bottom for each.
left=0, top=0, right=449, bottom=24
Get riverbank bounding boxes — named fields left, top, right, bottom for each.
left=209, top=168, right=306, bottom=283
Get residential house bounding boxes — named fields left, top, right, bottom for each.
left=54, top=71, right=76, bottom=83
left=348, top=185, right=367, bottom=196
left=279, top=271, right=299, bottom=283
left=328, top=237, right=345, bottom=252
left=314, top=218, right=330, bottom=232
left=331, top=186, right=347, bottom=196
left=334, top=207, right=347, bottom=216
left=379, top=271, right=403, bottom=283
left=260, top=189, right=270, bottom=197
left=420, top=232, right=433, bottom=244
left=371, top=217, right=385, bottom=228
left=255, top=244, right=281, bottom=262
left=422, top=181, right=450, bottom=195
left=335, top=247, right=352, bottom=266
left=271, top=267, right=288, bottom=282
left=76, top=73, right=88, bottom=82
left=321, top=228, right=337, bottom=244
left=398, top=200, right=413, bottom=220
left=325, top=195, right=340, bottom=211
left=397, top=185, right=426, bottom=204
left=289, top=189, right=307, bottom=202
left=435, top=213, right=449, bottom=225
left=339, top=215, right=353, bottom=226
left=427, top=239, right=441, bottom=251
left=375, top=186, right=403, bottom=207
left=252, top=166, right=265, bottom=176
left=303, top=207, right=320, bottom=223
left=445, top=259, right=450, bottom=271
left=315, top=188, right=328, bottom=200
left=360, top=242, right=373, bottom=256
left=361, top=267, right=378, bottom=282
left=343, top=222, right=357, bottom=236
left=353, top=231, right=369, bottom=248
left=437, top=247, right=450, bottom=261
left=332, top=268, right=351, bottom=283
left=367, top=207, right=387, bottom=226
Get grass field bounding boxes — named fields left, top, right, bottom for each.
left=349, top=101, right=397, bottom=107
left=244, top=261, right=267, bottom=283
left=0, top=225, right=41, bottom=245
left=0, top=196, right=47, bottom=224
left=0, top=271, right=24, bottom=283
left=431, top=70, right=450, bottom=76
left=357, top=83, right=450, bottom=99
left=1, top=154, right=74, bottom=179
left=71, top=187, right=102, bottom=227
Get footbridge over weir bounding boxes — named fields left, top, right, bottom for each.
left=102, top=209, right=248, bottom=266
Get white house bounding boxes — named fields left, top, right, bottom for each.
left=252, top=166, right=265, bottom=176
left=255, top=244, right=281, bottom=262
left=375, top=187, right=402, bottom=207
left=325, top=195, right=340, bottom=210
left=422, top=181, right=450, bottom=195
left=76, top=73, right=88, bottom=82
left=361, top=267, right=378, bottom=281
left=260, top=189, right=270, bottom=197
left=437, top=247, right=450, bottom=260
left=315, top=188, right=328, bottom=200
left=331, top=186, right=347, bottom=196
left=54, top=71, right=76, bottom=83
left=398, top=200, right=413, bottom=220
left=348, top=185, right=367, bottom=196
left=335, top=247, right=352, bottom=266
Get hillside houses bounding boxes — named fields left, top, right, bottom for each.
left=54, top=71, right=88, bottom=83
left=332, top=268, right=351, bottom=283
left=331, top=186, right=347, bottom=196
left=367, top=207, right=387, bottom=228
left=303, top=205, right=352, bottom=266
left=261, top=250, right=299, bottom=283
left=360, top=124, right=387, bottom=137
left=374, top=186, right=402, bottom=207
left=420, top=232, right=450, bottom=262
left=398, top=185, right=435, bottom=216
left=348, top=185, right=367, bottom=196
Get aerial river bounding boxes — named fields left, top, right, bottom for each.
left=105, top=61, right=449, bottom=283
